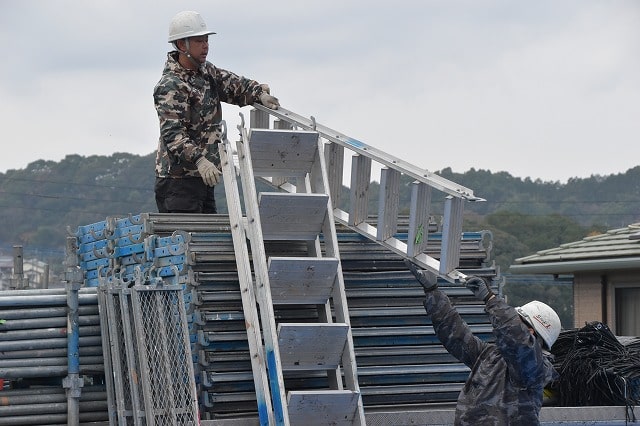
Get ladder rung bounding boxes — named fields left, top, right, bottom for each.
left=440, top=196, right=464, bottom=274
left=349, top=155, right=372, bottom=227
left=325, top=142, right=344, bottom=206
left=377, top=168, right=400, bottom=241
left=407, top=182, right=432, bottom=257
left=278, top=323, right=348, bottom=371
left=258, top=193, right=329, bottom=241
left=248, top=129, right=319, bottom=177
left=268, top=257, right=338, bottom=305
left=287, top=390, right=359, bottom=425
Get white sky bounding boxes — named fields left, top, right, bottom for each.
left=1, top=0, right=638, bottom=183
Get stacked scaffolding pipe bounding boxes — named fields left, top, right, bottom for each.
left=0, top=212, right=496, bottom=424
left=114, top=213, right=496, bottom=420
left=0, top=386, right=108, bottom=426
left=0, top=287, right=107, bottom=425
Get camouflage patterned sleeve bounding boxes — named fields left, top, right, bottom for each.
left=154, top=76, right=205, bottom=166
left=424, top=289, right=486, bottom=368
left=485, top=297, right=547, bottom=388
left=210, top=66, right=263, bottom=107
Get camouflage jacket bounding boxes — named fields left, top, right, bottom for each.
left=154, top=51, right=264, bottom=178
left=424, top=290, right=558, bottom=425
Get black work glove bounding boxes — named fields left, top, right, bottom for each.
left=405, top=259, right=438, bottom=293
left=464, top=276, right=495, bottom=303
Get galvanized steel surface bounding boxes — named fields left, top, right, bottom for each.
left=0, top=287, right=108, bottom=425
left=2, top=213, right=635, bottom=424
left=1, top=213, right=494, bottom=424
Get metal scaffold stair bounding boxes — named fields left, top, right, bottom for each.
left=249, top=104, right=485, bottom=283
left=219, top=116, right=365, bottom=425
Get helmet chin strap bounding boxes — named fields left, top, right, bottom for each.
left=177, top=39, right=201, bottom=69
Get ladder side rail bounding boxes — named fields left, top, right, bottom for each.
left=377, top=168, right=400, bottom=242
left=349, top=154, right=372, bottom=227
left=236, top=125, right=290, bottom=426
left=252, top=104, right=482, bottom=201
left=219, top=137, right=277, bottom=426
left=307, top=146, right=346, bottom=391
left=407, top=182, right=432, bottom=257
left=439, top=196, right=464, bottom=275
left=313, top=139, right=366, bottom=426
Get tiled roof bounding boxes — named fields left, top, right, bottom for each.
left=510, top=224, right=640, bottom=274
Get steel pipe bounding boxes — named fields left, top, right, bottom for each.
left=0, top=335, right=102, bottom=352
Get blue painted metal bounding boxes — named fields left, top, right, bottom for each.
left=266, top=349, right=285, bottom=426
left=345, top=137, right=366, bottom=149
left=50, top=214, right=501, bottom=421
left=66, top=283, right=80, bottom=374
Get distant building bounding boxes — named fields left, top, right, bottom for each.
left=0, top=256, right=12, bottom=290
left=510, top=224, right=640, bottom=336
left=0, top=256, right=51, bottom=290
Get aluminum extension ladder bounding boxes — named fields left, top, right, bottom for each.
left=249, top=104, right=485, bottom=283
left=219, top=115, right=366, bottom=425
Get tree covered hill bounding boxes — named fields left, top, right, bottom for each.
left=1, top=153, right=638, bottom=274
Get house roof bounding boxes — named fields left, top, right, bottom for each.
left=510, top=223, right=640, bottom=275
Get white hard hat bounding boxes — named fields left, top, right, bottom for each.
left=516, top=300, right=561, bottom=350
left=168, top=11, right=216, bottom=43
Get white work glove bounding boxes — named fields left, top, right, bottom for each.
left=259, top=84, right=280, bottom=109
left=196, top=157, right=221, bottom=187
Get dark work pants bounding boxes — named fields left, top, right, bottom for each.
left=154, top=177, right=217, bottom=214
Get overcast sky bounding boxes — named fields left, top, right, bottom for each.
left=1, top=1, right=638, bottom=183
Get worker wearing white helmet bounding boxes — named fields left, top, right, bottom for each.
left=517, top=300, right=562, bottom=350
left=407, top=261, right=561, bottom=426
left=154, top=11, right=280, bottom=214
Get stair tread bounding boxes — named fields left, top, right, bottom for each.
left=278, top=323, right=349, bottom=370
left=287, top=390, right=359, bottom=425
left=259, top=192, right=329, bottom=241
left=268, top=257, right=338, bottom=304
left=248, top=129, right=319, bottom=177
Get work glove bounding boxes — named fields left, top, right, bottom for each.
left=259, top=84, right=280, bottom=109
left=464, top=276, right=495, bottom=303
left=405, top=259, right=438, bottom=293
left=196, top=157, right=221, bottom=187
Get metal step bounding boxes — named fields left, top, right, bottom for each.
left=277, top=323, right=349, bottom=371
left=268, top=257, right=338, bottom=305
left=287, top=390, right=360, bottom=426
left=223, top=114, right=367, bottom=424
left=247, top=128, right=320, bottom=177
left=250, top=104, right=485, bottom=282
left=258, top=193, right=329, bottom=241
